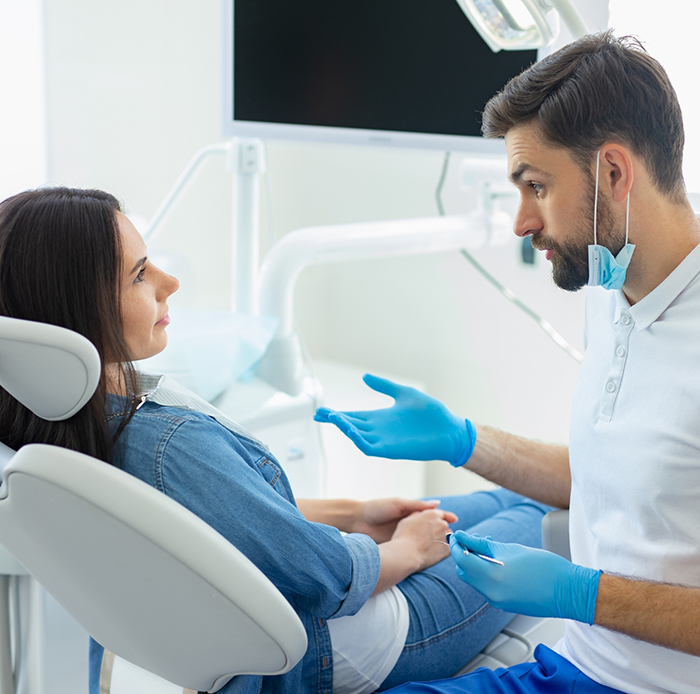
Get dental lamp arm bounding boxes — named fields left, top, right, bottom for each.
left=548, top=0, right=588, bottom=40
left=256, top=213, right=491, bottom=395
left=257, top=214, right=489, bottom=338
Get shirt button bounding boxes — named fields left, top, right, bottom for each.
left=616, top=346, right=626, bottom=357
left=606, top=381, right=617, bottom=393
left=621, top=315, right=631, bottom=325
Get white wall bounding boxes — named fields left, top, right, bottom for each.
left=608, top=1, right=700, bottom=193
left=0, top=0, right=47, bottom=200
left=44, top=0, right=232, bottom=308
left=42, top=0, right=611, bottom=496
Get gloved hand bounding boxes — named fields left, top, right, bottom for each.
left=449, top=530, right=601, bottom=624
left=314, top=374, right=477, bottom=467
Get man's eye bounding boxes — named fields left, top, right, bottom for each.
left=530, top=183, right=543, bottom=195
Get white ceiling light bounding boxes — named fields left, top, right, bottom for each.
left=456, top=0, right=588, bottom=52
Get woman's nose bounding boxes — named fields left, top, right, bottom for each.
left=166, top=273, right=180, bottom=296
left=158, top=270, right=179, bottom=299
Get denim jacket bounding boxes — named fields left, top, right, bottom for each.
left=89, top=381, right=380, bottom=694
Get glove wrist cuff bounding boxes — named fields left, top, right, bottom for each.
left=449, top=419, right=477, bottom=467
left=583, top=569, right=602, bottom=625
left=566, top=566, right=602, bottom=624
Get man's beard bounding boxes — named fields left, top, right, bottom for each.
left=531, top=177, right=626, bottom=292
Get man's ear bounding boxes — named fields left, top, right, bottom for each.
left=599, top=144, right=634, bottom=203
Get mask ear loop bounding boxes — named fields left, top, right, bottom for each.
left=593, top=150, right=601, bottom=246
left=596, top=149, right=632, bottom=246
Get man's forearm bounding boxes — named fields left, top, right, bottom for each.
left=465, top=425, right=571, bottom=508
left=594, top=573, right=700, bottom=656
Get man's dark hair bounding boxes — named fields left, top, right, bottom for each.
left=482, top=31, right=685, bottom=200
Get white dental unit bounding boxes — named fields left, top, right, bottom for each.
left=0, top=0, right=593, bottom=692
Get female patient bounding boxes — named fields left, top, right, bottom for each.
left=0, top=187, right=551, bottom=694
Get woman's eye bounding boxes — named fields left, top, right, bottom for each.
left=135, top=266, right=146, bottom=283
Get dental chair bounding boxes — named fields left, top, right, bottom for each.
left=0, top=315, right=572, bottom=692
left=0, top=316, right=307, bottom=694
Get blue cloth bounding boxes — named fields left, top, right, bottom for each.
left=383, top=644, right=625, bottom=694
left=90, top=396, right=551, bottom=694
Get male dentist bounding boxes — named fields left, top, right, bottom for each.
left=316, top=32, right=700, bottom=694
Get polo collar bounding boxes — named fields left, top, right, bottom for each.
left=134, top=373, right=164, bottom=409
left=613, top=243, right=700, bottom=330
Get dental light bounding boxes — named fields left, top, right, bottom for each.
left=455, top=0, right=587, bottom=52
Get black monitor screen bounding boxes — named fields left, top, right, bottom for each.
left=232, top=0, right=537, bottom=139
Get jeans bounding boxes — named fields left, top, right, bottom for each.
left=380, top=488, right=553, bottom=691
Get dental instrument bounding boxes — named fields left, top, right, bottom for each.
left=434, top=537, right=505, bottom=566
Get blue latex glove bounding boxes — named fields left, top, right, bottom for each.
left=314, top=374, right=477, bottom=467
left=450, top=530, right=601, bottom=624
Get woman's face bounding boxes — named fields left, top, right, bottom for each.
left=118, top=212, right=179, bottom=360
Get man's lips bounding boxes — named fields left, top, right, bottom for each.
left=530, top=237, right=553, bottom=261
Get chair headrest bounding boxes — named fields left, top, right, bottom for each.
left=0, top=316, right=101, bottom=421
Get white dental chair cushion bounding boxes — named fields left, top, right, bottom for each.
left=0, top=315, right=100, bottom=421
left=0, top=443, right=307, bottom=693
left=541, top=509, right=571, bottom=561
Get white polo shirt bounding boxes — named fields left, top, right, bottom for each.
left=555, top=244, right=700, bottom=693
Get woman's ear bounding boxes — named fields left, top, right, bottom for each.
left=599, top=144, right=634, bottom=203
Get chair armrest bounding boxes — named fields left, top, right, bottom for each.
left=541, top=510, right=570, bottom=561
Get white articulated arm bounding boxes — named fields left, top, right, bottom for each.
left=548, top=0, right=588, bottom=40
left=256, top=213, right=490, bottom=395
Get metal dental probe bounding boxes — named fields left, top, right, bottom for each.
left=433, top=539, right=505, bottom=566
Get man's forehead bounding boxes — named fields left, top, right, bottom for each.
left=505, top=125, right=577, bottom=180
left=506, top=124, right=548, bottom=166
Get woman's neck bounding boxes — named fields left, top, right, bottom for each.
left=105, top=364, right=128, bottom=396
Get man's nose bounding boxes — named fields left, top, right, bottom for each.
left=513, top=197, right=543, bottom=238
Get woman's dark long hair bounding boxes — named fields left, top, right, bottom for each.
left=0, top=187, right=139, bottom=463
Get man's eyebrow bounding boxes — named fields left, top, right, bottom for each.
left=130, top=256, right=147, bottom=275
left=509, top=164, right=546, bottom=185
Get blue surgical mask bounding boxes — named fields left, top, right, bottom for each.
left=588, top=150, right=634, bottom=291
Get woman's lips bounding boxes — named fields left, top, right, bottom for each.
left=155, top=313, right=170, bottom=327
